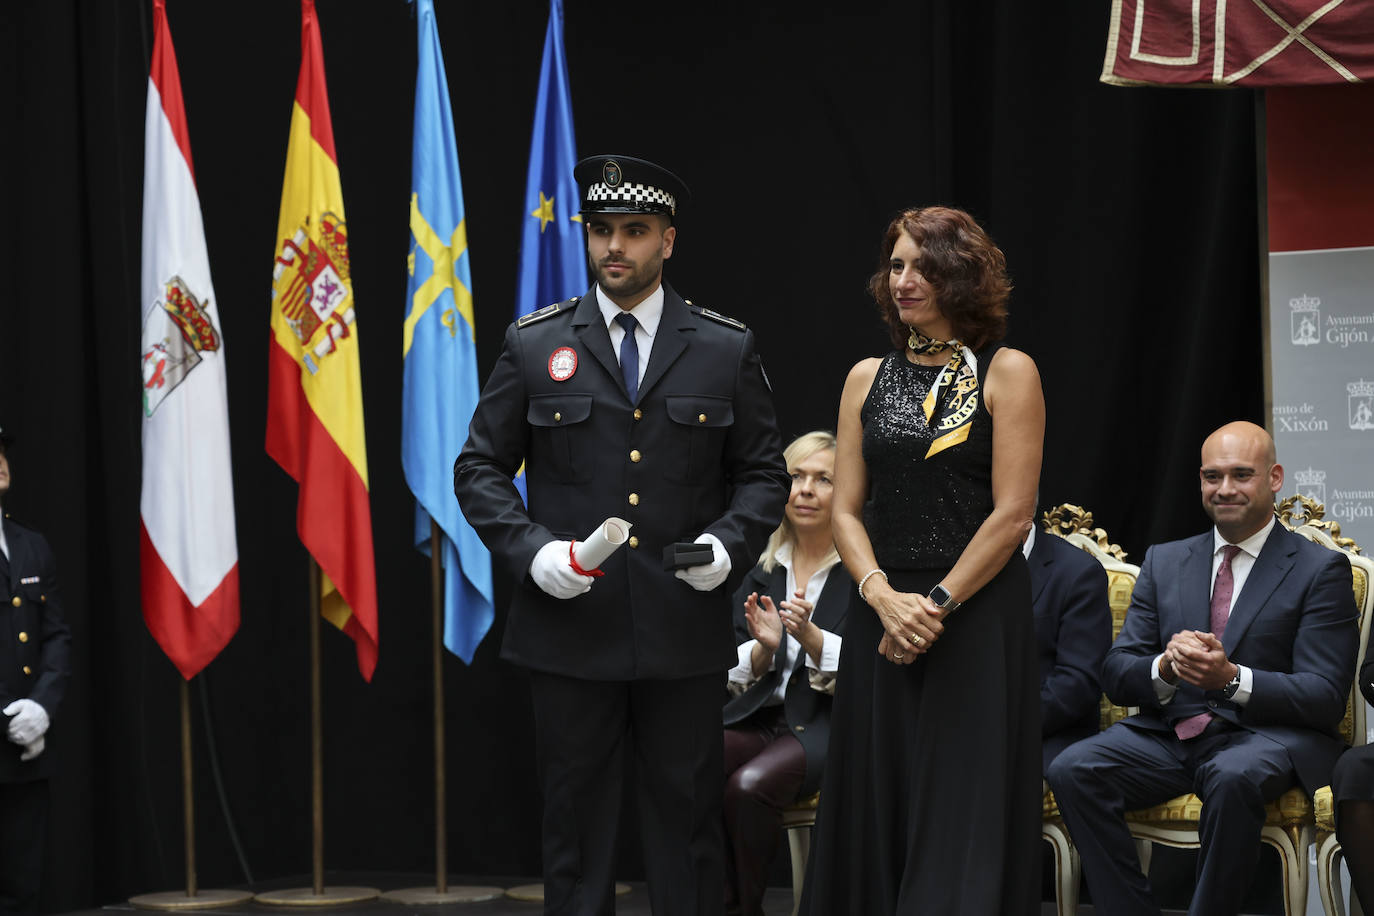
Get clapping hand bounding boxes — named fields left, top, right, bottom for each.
left=744, top=592, right=784, bottom=654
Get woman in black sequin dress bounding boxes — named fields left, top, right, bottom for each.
left=799, top=207, right=1044, bottom=914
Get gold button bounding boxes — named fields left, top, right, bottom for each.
left=629, top=450, right=641, bottom=463
left=18, top=632, right=28, bottom=643
left=10, top=596, right=19, bottom=607
left=628, top=536, right=640, bottom=549
left=698, top=413, right=707, bottom=423
left=795, top=725, right=806, bottom=733
left=633, top=409, right=643, bottom=420
left=554, top=411, right=562, bottom=422
left=628, top=493, right=640, bottom=506
left=22, top=666, right=31, bottom=676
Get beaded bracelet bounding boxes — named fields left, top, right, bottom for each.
left=857, top=568, right=888, bottom=603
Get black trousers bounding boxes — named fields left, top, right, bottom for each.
left=1047, top=720, right=1296, bottom=916
left=0, top=779, right=47, bottom=916
left=530, top=671, right=725, bottom=916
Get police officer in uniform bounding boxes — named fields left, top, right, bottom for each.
left=455, top=156, right=789, bottom=916
left=0, top=426, right=71, bottom=916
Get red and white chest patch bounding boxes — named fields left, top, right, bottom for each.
left=548, top=347, right=578, bottom=381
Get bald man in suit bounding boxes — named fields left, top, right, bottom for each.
left=1048, top=421, right=1358, bottom=916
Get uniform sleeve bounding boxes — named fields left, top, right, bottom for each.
left=454, top=322, right=555, bottom=584
left=27, top=532, right=71, bottom=717
left=702, top=329, right=790, bottom=594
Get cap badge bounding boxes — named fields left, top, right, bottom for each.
left=548, top=347, right=578, bottom=382
left=602, top=160, right=622, bottom=187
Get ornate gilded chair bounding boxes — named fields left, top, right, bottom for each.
left=1300, top=504, right=1373, bottom=916
left=1038, top=504, right=1140, bottom=916
left=1122, top=497, right=1372, bottom=916
left=781, top=792, right=820, bottom=916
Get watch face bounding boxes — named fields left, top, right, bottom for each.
left=930, top=585, right=951, bottom=606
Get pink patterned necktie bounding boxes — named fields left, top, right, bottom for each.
left=1173, top=545, right=1242, bottom=740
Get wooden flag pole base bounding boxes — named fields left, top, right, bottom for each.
left=130, top=889, right=254, bottom=910
left=504, top=883, right=631, bottom=902
left=255, top=561, right=378, bottom=908
left=378, top=886, right=504, bottom=905
left=379, top=522, right=505, bottom=906
left=252, top=887, right=379, bottom=907
left=130, top=682, right=253, bottom=911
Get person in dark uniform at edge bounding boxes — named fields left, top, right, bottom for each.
left=454, top=155, right=790, bottom=916
left=0, top=426, right=72, bottom=916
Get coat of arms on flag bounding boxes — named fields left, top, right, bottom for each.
left=272, top=211, right=355, bottom=376
left=141, top=274, right=222, bottom=418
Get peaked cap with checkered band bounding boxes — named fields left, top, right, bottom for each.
left=575, top=155, right=690, bottom=220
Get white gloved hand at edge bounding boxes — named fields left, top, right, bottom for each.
left=530, top=540, right=595, bottom=600
left=4, top=699, right=49, bottom=746
left=674, top=532, right=731, bottom=592
left=19, top=735, right=44, bottom=762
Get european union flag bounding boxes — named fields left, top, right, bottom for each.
left=402, top=0, right=493, bottom=663
left=514, top=0, right=587, bottom=501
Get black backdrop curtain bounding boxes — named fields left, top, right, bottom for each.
left=0, top=0, right=1262, bottom=909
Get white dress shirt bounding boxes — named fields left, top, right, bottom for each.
left=1152, top=516, right=1276, bottom=706
left=0, top=502, right=8, bottom=560
left=727, top=543, right=844, bottom=704
left=597, top=284, right=663, bottom=386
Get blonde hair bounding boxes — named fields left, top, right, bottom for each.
left=759, top=431, right=840, bottom=573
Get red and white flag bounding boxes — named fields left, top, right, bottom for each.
left=139, top=0, right=239, bottom=679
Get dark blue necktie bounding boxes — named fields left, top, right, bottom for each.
left=615, top=313, right=639, bottom=402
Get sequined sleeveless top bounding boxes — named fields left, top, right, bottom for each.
left=860, top=346, right=999, bottom=569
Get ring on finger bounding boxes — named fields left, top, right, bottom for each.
left=893, top=652, right=904, bottom=660
left=912, top=634, right=925, bottom=647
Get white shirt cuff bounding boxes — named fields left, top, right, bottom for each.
left=1230, top=664, right=1253, bottom=705
left=728, top=639, right=765, bottom=686
left=1151, top=652, right=1178, bottom=704
left=806, top=630, right=843, bottom=676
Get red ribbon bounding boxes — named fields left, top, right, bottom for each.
left=568, top=541, right=605, bottom=578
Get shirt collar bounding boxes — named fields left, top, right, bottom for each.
left=596, top=284, right=664, bottom=338
left=773, top=541, right=841, bottom=574
left=1213, top=514, right=1276, bottom=559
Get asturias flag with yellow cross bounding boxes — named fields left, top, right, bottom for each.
left=401, top=0, right=493, bottom=663
left=266, top=0, right=379, bottom=681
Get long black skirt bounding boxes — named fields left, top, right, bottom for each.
left=798, top=557, right=1041, bottom=915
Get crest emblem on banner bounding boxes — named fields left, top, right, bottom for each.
left=141, top=275, right=221, bottom=417
left=1290, top=294, right=1320, bottom=346
left=1293, top=467, right=1327, bottom=506
left=1349, top=379, right=1374, bottom=431
left=272, top=211, right=356, bottom=375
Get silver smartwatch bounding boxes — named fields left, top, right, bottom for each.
left=928, top=584, right=961, bottom=612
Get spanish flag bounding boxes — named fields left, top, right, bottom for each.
left=266, top=0, right=378, bottom=681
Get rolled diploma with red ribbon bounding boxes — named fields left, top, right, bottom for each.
left=571, top=517, right=632, bottom=575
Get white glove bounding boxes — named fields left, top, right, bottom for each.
left=19, top=735, right=44, bottom=762
left=530, top=540, right=595, bottom=600
left=4, top=699, right=50, bottom=746
left=674, top=532, right=732, bottom=592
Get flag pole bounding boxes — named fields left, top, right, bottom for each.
left=381, top=522, right=502, bottom=904
left=254, top=559, right=378, bottom=906
left=128, top=681, right=253, bottom=910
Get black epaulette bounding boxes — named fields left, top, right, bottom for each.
left=517, top=297, right=579, bottom=328
left=684, top=300, right=746, bottom=331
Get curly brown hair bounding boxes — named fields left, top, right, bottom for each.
left=868, top=207, right=1011, bottom=351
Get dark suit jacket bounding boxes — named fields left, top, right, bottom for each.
left=0, top=513, right=71, bottom=782
left=1103, top=522, right=1358, bottom=794
left=455, top=285, right=790, bottom=681
left=1028, top=530, right=1112, bottom=772
left=722, top=562, right=851, bottom=796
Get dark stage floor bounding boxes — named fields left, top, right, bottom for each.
left=57, top=872, right=1258, bottom=916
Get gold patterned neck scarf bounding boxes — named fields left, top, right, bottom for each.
left=907, top=328, right=979, bottom=459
